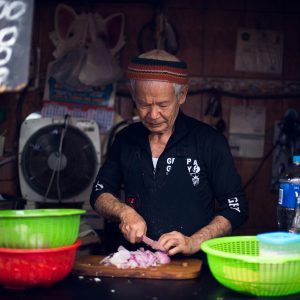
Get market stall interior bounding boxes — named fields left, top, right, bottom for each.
left=1, top=0, right=300, bottom=298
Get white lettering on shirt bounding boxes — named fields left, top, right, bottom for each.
left=166, top=157, right=175, bottom=175
left=228, top=197, right=241, bottom=213
left=167, top=157, right=175, bottom=164
left=186, top=158, right=200, bottom=186
left=95, top=182, right=104, bottom=191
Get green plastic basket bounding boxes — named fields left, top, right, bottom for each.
left=0, top=209, right=85, bottom=249
left=201, top=236, right=300, bottom=297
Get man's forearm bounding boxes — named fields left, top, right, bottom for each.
left=190, top=215, right=232, bottom=252
left=94, top=192, right=134, bottom=220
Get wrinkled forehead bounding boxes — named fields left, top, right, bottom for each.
left=134, top=80, right=177, bottom=101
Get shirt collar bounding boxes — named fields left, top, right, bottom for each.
left=166, top=110, right=191, bottom=149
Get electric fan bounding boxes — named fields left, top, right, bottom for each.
left=18, top=116, right=101, bottom=208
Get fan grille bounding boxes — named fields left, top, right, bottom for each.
left=21, top=124, right=97, bottom=200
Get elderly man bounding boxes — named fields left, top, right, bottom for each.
left=90, top=49, right=248, bottom=256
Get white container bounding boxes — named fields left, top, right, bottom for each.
left=257, top=231, right=300, bottom=256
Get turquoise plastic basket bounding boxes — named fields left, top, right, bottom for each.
left=201, top=236, right=300, bottom=297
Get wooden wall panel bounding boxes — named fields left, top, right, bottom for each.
left=245, top=0, right=284, bottom=12
left=165, top=0, right=204, bottom=9
left=244, top=12, right=284, bottom=31
left=284, top=0, right=300, bottom=13
left=203, top=10, right=243, bottom=77
left=283, top=14, right=300, bottom=80
left=181, top=94, right=203, bottom=121
left=167, top=7, right=204, bottom=75
left=204, top=0, right=245, bottom=11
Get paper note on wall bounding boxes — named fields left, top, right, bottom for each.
left=229, top=105, right=266, bottom=158
left=235, top=28, right=283, bottom=74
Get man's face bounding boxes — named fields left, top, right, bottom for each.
left=133, top=80, right=187, bottom=135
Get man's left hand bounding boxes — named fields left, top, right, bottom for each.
left=157, top=216, right=232, bottom=256
left=157, top=231, right=198, bottom=256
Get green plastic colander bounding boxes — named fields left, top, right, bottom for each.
left=0, top=209, right=85, bottom=249
left=201, top=236, right=300, bottom=297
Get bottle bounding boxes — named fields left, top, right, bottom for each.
left=277, top=155, right=300, bottom=232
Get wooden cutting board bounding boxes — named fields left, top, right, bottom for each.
left=72, top=255, right=202, bottom=280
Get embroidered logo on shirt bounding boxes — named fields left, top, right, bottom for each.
left=126, top=196, right=137, bottom=208
left=166, top=157, right=175, bottom=175
left=186, top=158, right=200, bottom=186
left=95, top=182, right=104, bottom=191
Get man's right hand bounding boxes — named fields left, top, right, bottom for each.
left=119, top=207, right=147, bottom=244
left=94, top=193, right=147, bottom=244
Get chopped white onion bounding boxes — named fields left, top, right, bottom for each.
left=100, top=246, right=171, bottom=269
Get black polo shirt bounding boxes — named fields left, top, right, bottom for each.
left=90, top=111, right=248, bottom=241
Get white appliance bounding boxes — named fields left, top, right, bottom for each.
left=18, top=116, right=101, bottom=209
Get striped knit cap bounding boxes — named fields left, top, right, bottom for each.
left=127, top=49, right=188, bottom=84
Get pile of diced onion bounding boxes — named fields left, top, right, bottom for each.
left=101, top=246, right=170, bottom=269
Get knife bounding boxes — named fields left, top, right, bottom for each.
left=142, top=235, right=164, bottom=251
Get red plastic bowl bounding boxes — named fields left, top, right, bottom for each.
left=0, top=240, right=81, bottom=289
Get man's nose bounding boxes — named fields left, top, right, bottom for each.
left=149, top=106, right=160, bottom=119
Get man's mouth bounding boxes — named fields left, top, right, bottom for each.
left=148, top=123, right=162, bottom=127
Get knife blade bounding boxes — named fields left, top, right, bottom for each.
left=142, top=235, right=163, bottom=251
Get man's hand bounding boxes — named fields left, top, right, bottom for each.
left=119, top=208, right=147, bottom=244
left=158, top=231, right=197, bottom=256
left=95, top=193, right=147, bottom=244
left=158, top=216, right=232, bottom=256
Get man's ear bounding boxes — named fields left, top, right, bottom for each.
left=179, top=85, right=188, bottom=104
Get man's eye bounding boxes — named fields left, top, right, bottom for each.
left=139, top=104, right=149, bottom=108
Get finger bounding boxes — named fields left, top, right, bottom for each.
left=160, top=239, right=177, bottom=253
left=168, top=245, right=182, bottom=256
left=159, top=233, right=181, bottom=246
left=158, top=232, right=180, bottom=245
left=135, top=229, right=145, bottom=242
left=120, top=225, right=132, bottom=242
left=120, top=224, right=129, bottom=235
left=129, top=228, right=137, bottom=243
left=119, top=223, right=128, bottom=236
left=159, top=238, right=171, bottom=251
left=158, top=235, right=171, bottom=247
